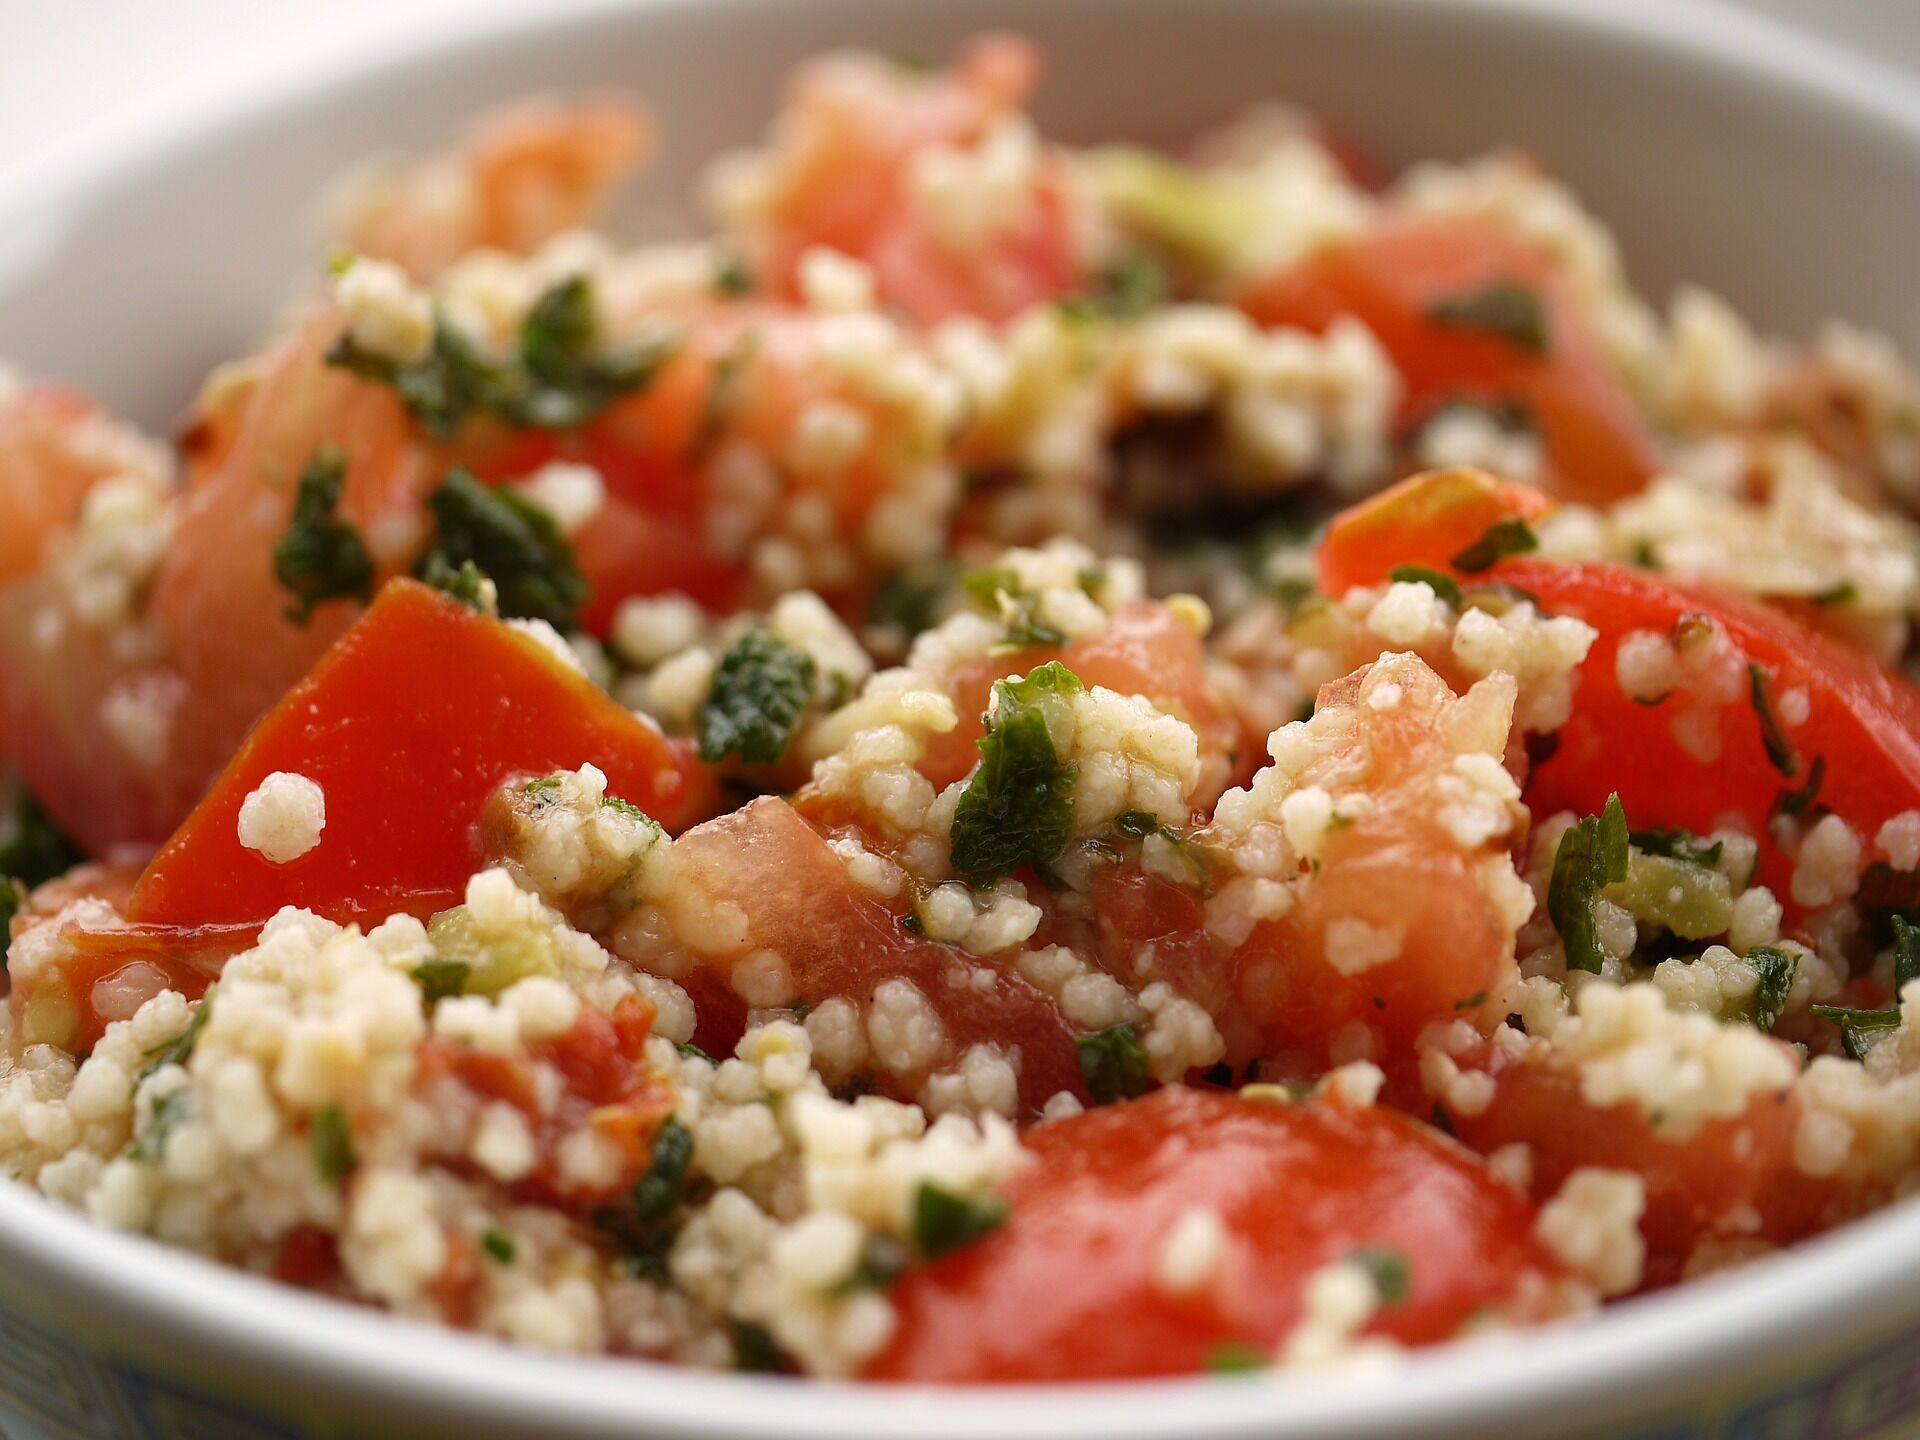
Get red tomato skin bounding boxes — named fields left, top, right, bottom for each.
left=673, top=796, right=1086, bottom=1116
left=126, top=579, right=715, bottom=930
left=1239, top=216, right=1657, bottom=505
left=1315, top=467, right=1554, bottom=598
left=1499, top=560, right=1920, bottom=909
left=868, top=1087, right=1564, bottom=1381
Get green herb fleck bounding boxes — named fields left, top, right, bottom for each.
left=274, top=446, right=373, bottom=622
left=676, top=1041, right=716, bottom=1064
left=1747, top=664, right=1800, bottom=778
left=831, top=1233, right=909, bottom=1296
left=633, top=1117, right=694, bottom=1224
left=129, top=1089, right=190, bottom=1162
left=0, top=878, right=22, bottom=973
left=1352, top=1246, right=1411, bottom=1304
left=712, top=253, right=754, bottom=297
left=1627, top=827, right=1725, bottom=869
left=1, top=789, right=87, bottom=890
left=1206, top=1342, right=1269, bottom=1374
left=481, top=1227, right=517, bottom=1264
left=310, top=1103, right=357, bottom=1184
left=1893, top=914, right=1920, bottom=994
left=1746, top=946, right=1798, bottom=1032
left=419, top=553, right=494, bottom=613
left=865, top=560, right=957, bottom=642
left=419, top=469, right=587, bottom=629
left=1450, top=517, right=1539, bottom=573
left=697, top=629, right=816, bottom=765
left=1812, top=581, right=1858, bottom=608
left=140, top=990, right=215, bottom=1081
left=1773, top=754, right=1825, bottom=819
left=1427, top=278, right=1551, bottom=354
left=911, top=1182, right=1008, bottom=1258
left=947, top=661, right=1082, bottom=887
left=411, top=958, right=470, bottom=1004
left=1386, top=565, right=1464, bottom=609
left=1811, top=1004, right=1903, bottom=1061
left=1077, top=1023, right=1150, bottom=1106
left=1548, top=794, right=1630, bottom=973
left=731, top=1318, right=788, bottom=1373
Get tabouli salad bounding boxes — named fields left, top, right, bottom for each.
left=5, top=35, right=1920, bottom=1382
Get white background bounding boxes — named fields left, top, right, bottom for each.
left=0, top=0, right=1916, bottom=188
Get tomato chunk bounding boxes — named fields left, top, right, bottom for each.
left=128, top=579, right=713, bottom=929
left=1499, top=559, right=1920, bottom=909
left=1239, top=216, right=1657, bottom=503
left=1317, top=467, right=1553, bottom=597
left=868, top=1087, right=1564, bottom=1380
left=670, top=796, right=1085, bottom=1115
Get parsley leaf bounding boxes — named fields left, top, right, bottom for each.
left=1426, top=278, right=1551, bottom=354
left=129, top=1089, right=190, bottom=1162
left=411, top=958, right=470, bottom=1005
left=419, top=554, right=495, bottom=613
left=911, top=1182, right=1008, bottom=1258
left=1894, top=913, right=1920, bottom=993
left=865, top=559, right=957, bottom=642
left=1627, top=827, right=1724, bottom=869
left=481, top=1227, right=517, bottom=1264
left=1773, top=754, right=1826, bottom=819
left=961, top=565, right=1069, bottom=651
left=1386, top=565, right=1464, bottom=609
left=274, top=446, right=373, bottom=622
left=1811, top=1004, right=1902, bottom=1061
left=1746, top=946, right=1798, bottom=1032
left=697, top=629, right=816, bottom=765
left=1747, top=663, right=1800, bottom=778
left=310, top=1102, right=357, bottom=1184
left=329, top=276, right=676, bottom=435
left=731, top=1319, right=788, bottom=1373
left=1077, top=1023, right=1150, bottom=1106
left=948, top=661, right=1082, bottom=887
left=633, top=1117, right=695, bottom=1225
left=1206, top=1342, right=1269, bottom=1374
left=1449, top=517, right=1539, bottom=573
left=1548, top=794, right=1630, bottom=973
left=1351, top=1246, right=1411, bottom=1304
left=830, top=1233, right=908, bottom=1296
left=140, top=990, right=215, bottom=1081
left=418, top=469, right=588, bottom=629
left=0, top=789, right=86, bottom=888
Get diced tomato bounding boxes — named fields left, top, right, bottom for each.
left=126, top=579, right=715, bottom=930
left=671, top=796, right=1085, bottom=1115
left=1498, top=558, right=1920, bottom=910
left=868, top=1087, right=1565, bottom=1381
left=1316, top=467, right=1554, bottom=597
left=1441, top=1034, right=1831, bottom=1285
left=0, top=383, right=141, bottom=588
left=8, top=919, right=247, bottom=1058
left=1239, top=215, right=1657, bottom=504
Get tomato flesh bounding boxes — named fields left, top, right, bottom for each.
left=128, top=579, right=714, bottom=929
left=869, top=1087, right=1563, bottom=1380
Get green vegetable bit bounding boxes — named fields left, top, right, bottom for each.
left=129, top=1090, right=191, bottom=1162
left=140, top=989, right=216, bottom=1081
left=1206, top=1342, right=1270, bottom=1374
left=1548, top=794, right=1629, bottom=973
left=481, top=1227, right=517, bottom=1264
left=274, top=446, right=373, bottom=623
left=830, top=1233, right=909, bottom=1296
left=329, top=274, right=676, bottom=436
left=1747, top=663, right=1800, bottom=778
left=1449, top=517, right=1539, bottom=573
left=1077, top=1023, right=1150, bottom=1106
left=1745, top=946, right=1798, bottom=1033
left=0, top=788, right=87, bottom=889
left=1351, top=1245, right=1411, bottom=1305
left=947, top=661, right=1083, bottom=887
left=411, top=958, right=470, bottom=1005
left=310, top=1102, right=358, bottom=1184
left=911, top=1182, right=1009, bottom=1258
left=0, top=878, right=22, bottom=973
left=1811, top=1004, right=1902, bottom=1061
left=633, top=1117, right=695, bottom=1224
left=730, top=1318, right=788, bottom=1373
left=697, top=629, right=817, bottom=765
left=419, top=554, right=495, bottom=613
left=1893, top=914, right=1920, bottom=993
left=1426, top=278, right=1551, bottom=354
left=1386, top=565, right=1464, bottom=609
left=418, top=468, right=588, bottom=630
left=1773, top=754, right=1827, bottom=820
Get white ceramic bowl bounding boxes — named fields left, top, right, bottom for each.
left=4, top=2, right=1920, bottom=1436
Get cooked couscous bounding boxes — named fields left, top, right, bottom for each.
left=6, top=33, right=1920, bottom=1382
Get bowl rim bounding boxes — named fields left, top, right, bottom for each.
left=5, top=0, right=1920, bottom=1434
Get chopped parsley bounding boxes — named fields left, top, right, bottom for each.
left=712, top=252, right=754, bottom=297
left=310, top=1102, right=357, bottom=1184
left=1547, top=794, right=1630, bottom=974
left=697, top=629, right=817, bottom=765
left=1746, top=946, right=1798, bottom=1032
left=1, top=789, right=86, bottom=889
left=830, top=1233, right=909, bottom=1296
left=1894, top=913, right=1920, bottom=992
left=947, top=661, right=1083, bottom=887
left=411, top=958, right=470, bottom=1004
left=730, top=1318, right=788, bottom=1373
left=911, top=1182, right=1008, bottom=1258
left=865, top=559, right=957, bottom=642
left=0, top=879, right=21, bottom=972
left=1746, top=663, right=1800, bottom=778
left=676, top=1041, right=716, bottom=1064
left=1386, top=565, right=1464, bottom=609
left=1626, top=827, right=1724, bottom=869
left=1351, top=1245, right=1411, bottom=1304
left=1057, top=251, right=1169, bottom=321
left=418, top=469, right=588, bottom=630
left=1812, top=580, right=1858, bottom=607
left=274, top=446, right=373, bottom=622
left=1773, top=754, right=1826, bottom=820
left=1077, top=1023, right=1150, bottom=1106
left=1206, top=1342, right=1269, bottom=1374
left=1426, top=278, right=1551, bottom=354
left=130, top=1090, right=190, bottom=1162
left=481, top=1227, right=517, bottom=1264
left=961, top=564, right=1068, bottom=650
left=633, top=1117, right=695, bottom=1224
left=329, top=275, right=677, bottom=436
left=1811, top=1004, right=1902, bottom=1061
left=419, top=554, right=494, bottom=613
left=140, top=990, right=215, bottom=1081
left=1449, top=517, right=1539, bottom=573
